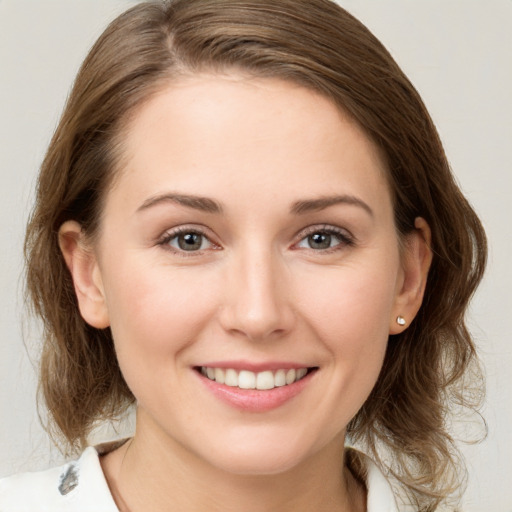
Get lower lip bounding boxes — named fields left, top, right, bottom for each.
left=196, top=370, right=316, bottom=412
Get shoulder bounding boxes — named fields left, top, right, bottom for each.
left=0, top=446, right=119, bottom=512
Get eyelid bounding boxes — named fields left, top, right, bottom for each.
left=292, top=224, right=355, bottom=250
left=157, top=224, right=221, bottom=255
left=155, top=223, right=355, bottom=255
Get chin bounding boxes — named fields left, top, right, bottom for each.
left=192, top=428, right=326, bottom=476
left=210, top=449, right=308, bottom=476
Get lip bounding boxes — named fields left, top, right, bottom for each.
left=196, top=360, right=309, bottom=372
left=194, top=364, right=317, bottom=412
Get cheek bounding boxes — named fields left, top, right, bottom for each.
left=293, top=261, right=397, bottom=428
left=295, top=257, right=398, bottom=392
left=300, top=263, right=397, bottom=341
left=102, top=260, right=221, bottom=376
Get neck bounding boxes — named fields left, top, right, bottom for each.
left=101, top=415, right=366, bottom=512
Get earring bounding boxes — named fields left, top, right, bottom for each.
left=396, top=316, right=406, bottom=326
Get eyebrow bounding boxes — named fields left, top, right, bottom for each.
left=290, top=195, right=374, bottom=217
left=137, top=192, right=373, bottom=217
left=137, top=193, right=223, bottom=214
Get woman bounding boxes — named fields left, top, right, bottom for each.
left=0, top=0, right=486, bottom=510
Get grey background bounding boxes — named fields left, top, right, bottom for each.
left=1, top=1, right=511, bottom=510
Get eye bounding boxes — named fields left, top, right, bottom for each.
left=295, top=227, right=353, bottom=251
left=162, top=229, right=215, bottom=252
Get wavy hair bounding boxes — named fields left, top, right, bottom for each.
left=24, top=1, right=486, bottom=509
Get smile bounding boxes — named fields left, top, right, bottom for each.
left=199, top=367, right=311, bottom=390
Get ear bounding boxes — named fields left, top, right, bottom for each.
left=58, top=220, right=110, bottom=329
left=389, top=217, right=433, bottom=334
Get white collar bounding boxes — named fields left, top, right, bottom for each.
left=361, top=452, right=400, bottom=512
left=0, top=444, right=399, bottom=511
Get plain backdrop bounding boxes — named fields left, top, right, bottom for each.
left=1, top=1, right=511, bottom=510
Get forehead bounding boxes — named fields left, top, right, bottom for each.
left=108, top=73, right=391, bottom=216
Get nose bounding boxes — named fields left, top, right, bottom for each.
left=218, top=246, right=295, bottom=342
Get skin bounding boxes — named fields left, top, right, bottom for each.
left=59, top=74, right=432, bottom=512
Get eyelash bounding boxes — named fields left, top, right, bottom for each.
left=293, top=225, right=355, bottom=253
left=157, top=224, right=355, bottom=256
left=157, top=226, right=219, bottom=257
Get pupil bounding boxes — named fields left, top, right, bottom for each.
left=178, top=233, right=201, bottom=251
left=309, top=232, right=331, bottom=249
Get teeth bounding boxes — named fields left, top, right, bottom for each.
left=224, top=368, right=238, bottom=387
left=274, top=369, right=286, bottom=387
left=200, top=367, right=310, bottom=390
left=238, top=370, right=256, bottom=389
left=285, top=369, right=296, bottom=385
left=296, top=368, right=307, bottom=380
left=214, top=368, right=225, bottom=384
left=256, top=370, right=274, bottom=390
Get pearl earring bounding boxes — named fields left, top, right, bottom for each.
left=396, top=316, right=406, bottom=326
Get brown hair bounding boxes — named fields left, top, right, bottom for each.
left=24, top=1, right=486, bottom=509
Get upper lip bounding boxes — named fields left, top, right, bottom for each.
left=195, top=360, right=315, bottom=372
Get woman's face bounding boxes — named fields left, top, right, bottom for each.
left=72, top=74, right=421, bottom=475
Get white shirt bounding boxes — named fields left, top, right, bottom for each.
left=0, top=446, right=399, bottom=511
